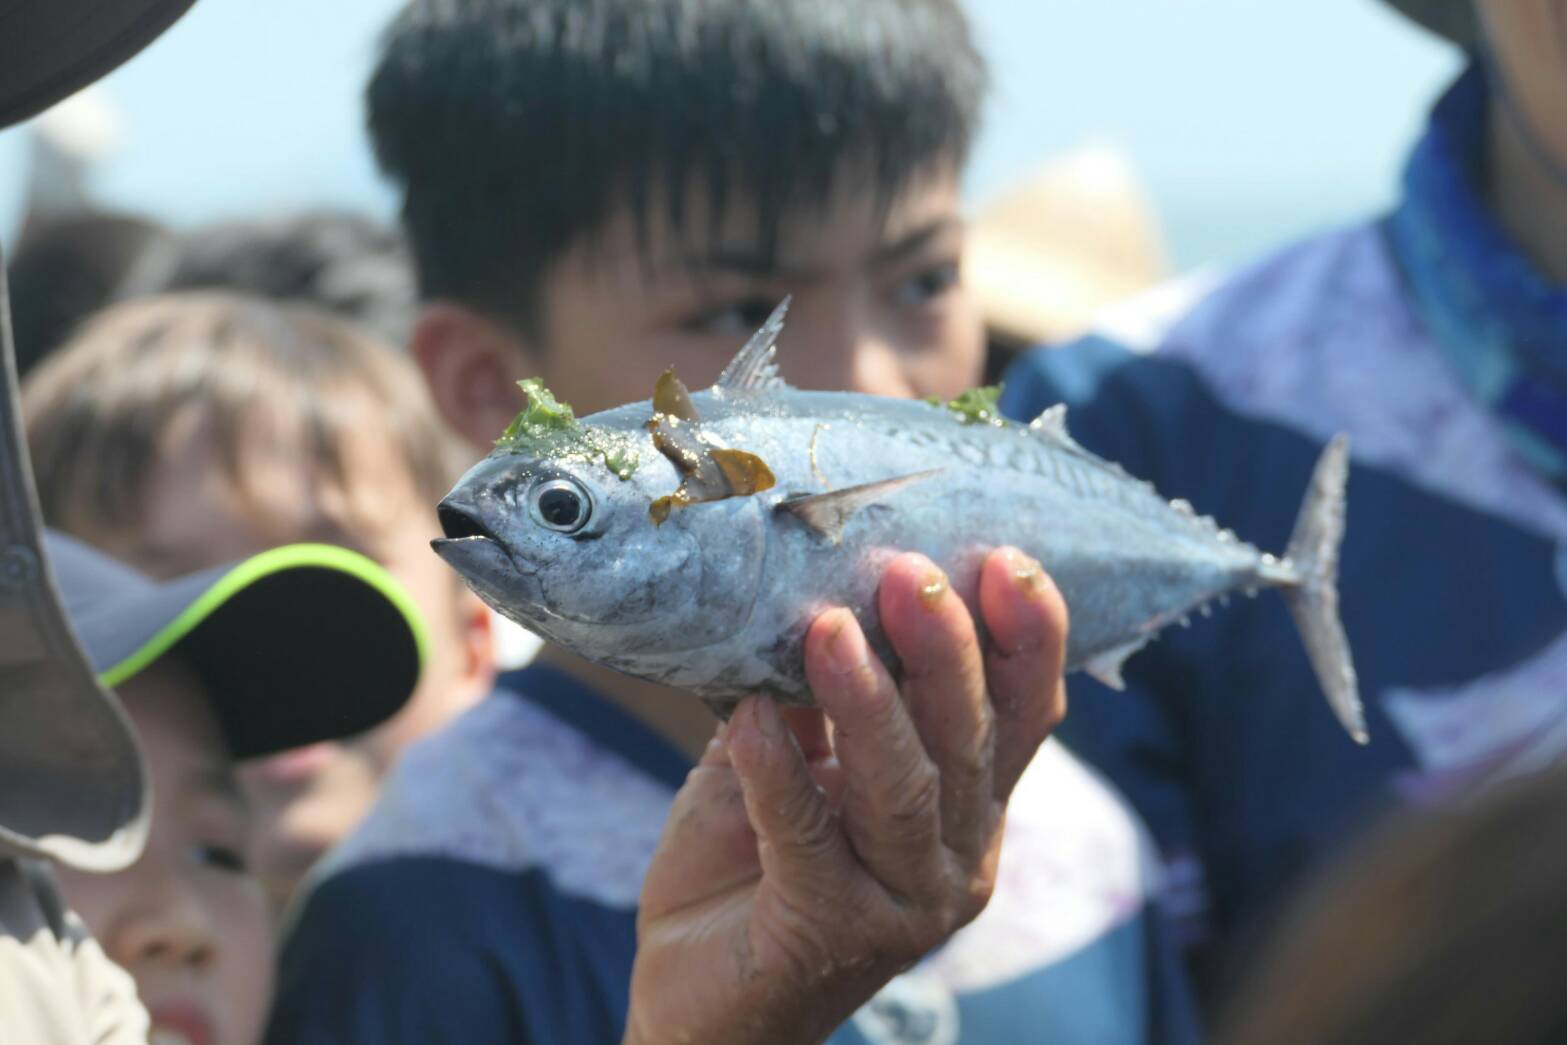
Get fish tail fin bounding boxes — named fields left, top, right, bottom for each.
left=1279, top=434, right=1366, bottom=744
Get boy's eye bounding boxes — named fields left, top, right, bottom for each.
left=891, top=261, right=960, bottom=308
left=684, top=297, right=784, bottom=338
left=195, top=844, right=249, bottom=874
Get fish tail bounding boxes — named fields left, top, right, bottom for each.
left=1279, top=434, right=1366, bottom=744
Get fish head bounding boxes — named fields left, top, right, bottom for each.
left=432, top=433, right=769, bottom=660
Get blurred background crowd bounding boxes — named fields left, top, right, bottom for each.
left=0, top=0, right=1461, bottom=363
left=4, top=0, right=1566, bottom=1043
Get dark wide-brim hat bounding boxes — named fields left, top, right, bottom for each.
left=0, top=1, right=198, bottom=129
left=1382, top=0, right=1480, bottom=47
left=2, top=1, right=220, bottom=872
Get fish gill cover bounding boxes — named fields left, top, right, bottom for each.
left=495, top=378, right=640, bottom=479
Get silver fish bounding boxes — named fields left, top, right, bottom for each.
left=434, top=301, right=1365, bottom=742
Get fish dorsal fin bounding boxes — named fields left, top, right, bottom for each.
left=779, top=469, right=942, bottom=545
left=1083, top=635, right=1153, bottom=690
left=714, top=297, right=793, bottom=395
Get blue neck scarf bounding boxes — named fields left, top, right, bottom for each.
left=1386, top=63, right=1567, bottom=486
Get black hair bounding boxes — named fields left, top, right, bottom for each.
left=147, top=211, right=417, bottom=347
left=7, top=213, right=174, bottom=376
left=367, top=0, right=987, bottom=335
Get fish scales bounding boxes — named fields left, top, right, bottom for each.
left=578, top=390, right=1263, bottom=667
left=433, top=301, right=1366, bottom=742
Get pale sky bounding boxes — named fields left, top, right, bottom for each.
left=0, top=0, right=1462, bottom=270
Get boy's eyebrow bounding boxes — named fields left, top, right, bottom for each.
left=869, top=218, right=961, bottom=269
left=681, top=248, right=819, bottom=281
left=675, top=217, right=961, bottom=281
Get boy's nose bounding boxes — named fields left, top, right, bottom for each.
left=843, top=336, right=914, bottom=399
left=106, top=878, right=217, bottom=972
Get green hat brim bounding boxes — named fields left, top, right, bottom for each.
left=80, top=543, right=430, bottom=760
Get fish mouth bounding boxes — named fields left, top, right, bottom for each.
left=436, top=501, right=500, bottom=545
left=431, top=498, right=546, bottom=620
left=431, top=500, right=521, bottom=578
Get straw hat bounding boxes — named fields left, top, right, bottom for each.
left=965, top=145, right=1169, bottom=346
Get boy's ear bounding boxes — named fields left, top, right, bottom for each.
left=455, top=590, right=497, bottom=697
left=412, top=302, right=540, bottom=451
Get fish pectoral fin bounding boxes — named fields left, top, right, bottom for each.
left=778, top=469, right=943, bottom=545
left=1083, top=635, right=1153, bottom=690
left=714, top=298, right=794, bottom=395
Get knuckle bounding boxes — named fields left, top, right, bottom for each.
left=1039, top=687, right=1067, bottom=734
left=888, top=755, right=941, bottom=829
left=961, top=865, right=998, bottom=922
left=961, top=694, right=997, bottom=764
left=779, top=782, right=839, bottom=857
left=910, top=896, right=966, bottom=953
left=915, top=867, right=994, bottom=946
left=849, top=666, right=902, bottom=727
left=1002, top=673, right=1064, bottom=740
left=906, top=621, right=977, bottom=681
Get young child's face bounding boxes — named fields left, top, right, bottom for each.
left=57, top=658, right=272, bottom=1045
left=430, top=162, right=984, bottom=444
left=82, top=405, right=491, bottom=911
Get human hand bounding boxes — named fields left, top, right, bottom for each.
left=624, top=547, right=1068, bottom=1045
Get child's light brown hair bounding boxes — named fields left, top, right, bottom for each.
left=22, top=290, right=469, bottom=554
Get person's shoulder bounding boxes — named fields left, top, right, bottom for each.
left=271, top=855, right=629, bottom=1045
left=1160, top=219, right=1405, bottom=353
left=1005, top=220, right=1403, bottom=409
left=286, top=853, right=605, bottom=951
left=1001, top=219, right=1425, bottom=489
left=313, top=677, right=674, bottom=909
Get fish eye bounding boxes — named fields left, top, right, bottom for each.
left=529, top=477, right=593, bottom=534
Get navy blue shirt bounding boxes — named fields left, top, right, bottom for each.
left=998, top=71, right=1567, bottom=995
left=268, top=665, right=1198, bottom=1043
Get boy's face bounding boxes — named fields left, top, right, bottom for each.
left=418, top=163, right=985, bottom=447
left=1481, top=0, right=1567, bottom=167
left=57, top=659, right=272, bottom=1045
left=80, top=406, right=492, bottom=911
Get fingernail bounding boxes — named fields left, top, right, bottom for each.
left=827, top=613, right=869, bottom=674
left=1012, top=557, right=1046, bottom=595
left=752, top=696, right=782, bottom=739
left=918, top=567, right=949, bottom=611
